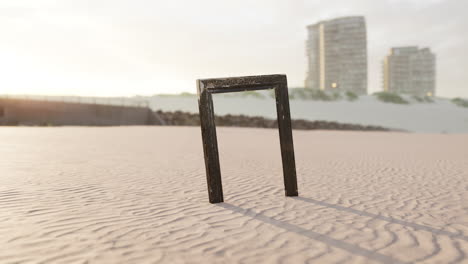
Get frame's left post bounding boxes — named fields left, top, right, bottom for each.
left=197, top=80, right=224, bottom=203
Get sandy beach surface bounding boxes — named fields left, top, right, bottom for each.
left=0, top=126, right=467, bottom=263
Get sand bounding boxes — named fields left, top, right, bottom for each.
left=0, top=126, right=467, bottom=263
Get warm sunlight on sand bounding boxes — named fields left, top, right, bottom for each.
left=1, top=127, right=467, bottom=263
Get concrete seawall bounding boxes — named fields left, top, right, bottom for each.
left=0, top=99, right=155, bottom=126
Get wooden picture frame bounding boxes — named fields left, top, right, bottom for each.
left=197, top=74, right=298, bottom=203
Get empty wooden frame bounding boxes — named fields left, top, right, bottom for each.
left=197, top=74, right=298, bottom=203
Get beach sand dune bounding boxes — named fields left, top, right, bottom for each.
left=0, top=127, right=467, bottom=263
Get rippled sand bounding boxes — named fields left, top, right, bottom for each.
left=0, top=127, right=467, bottom=263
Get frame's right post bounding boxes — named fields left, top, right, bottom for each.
left=275, top=77, right=298, bottom=196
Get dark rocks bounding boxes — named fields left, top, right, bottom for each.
left=153, top=110, right=392, bottom=131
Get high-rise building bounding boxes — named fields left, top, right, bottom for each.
left=382, top=47, right=436, bottom=96
left=305, top=16, right=368, bottom=94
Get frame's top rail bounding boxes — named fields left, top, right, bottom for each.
left=207, top=85, right=274, bottom=94
left=197, top=74, right=287, bottom=94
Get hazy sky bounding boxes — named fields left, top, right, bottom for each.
left=1, top=0, right=467, bottom=97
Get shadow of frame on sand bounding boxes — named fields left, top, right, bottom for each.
left=293, top=196, right=468, bottom=242
left=217, top=203, right=408, bottom=264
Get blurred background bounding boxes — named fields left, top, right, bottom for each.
left=1, top=0, right=467, bottom=132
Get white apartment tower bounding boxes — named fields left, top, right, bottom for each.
left=305, top=16, right=368, bottom=94
left=383, top=47, right=436, bottom=96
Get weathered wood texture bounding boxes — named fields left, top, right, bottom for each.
left=197, top=74, right=298, bottom=203
left=197, top=82, right=224, bottom=203
left=274, top=79, right=298, bottom=197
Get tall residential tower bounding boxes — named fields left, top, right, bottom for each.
left=383, top=47, right=436, bottom=96
left=305, top=16, right=368, bottom=94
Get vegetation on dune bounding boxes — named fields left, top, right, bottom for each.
left=309, top=89, right=333, bottom=101
left=412, top=95, right=434, bottom=103
left=289, top=88, right=335, bottom=101
left=345, top=91, right=358, bottom=101
left=452, top=97, right=468, bottom=108
left=374, top=91, right=409, bottom=104
left=288, top=88, right=307, bottom=100
left=289, top=88, right=360, bottom=102
left=331, top=92, right=342, bottom=100
left=179, top=92, right=196, bottom=97
left=157, top=92, right=196, bottom=97
left=152, top=90, right=464, bottom=108
left=153, top=88, right=363, bottom=102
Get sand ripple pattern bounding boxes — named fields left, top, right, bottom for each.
left=0, top=127, right=467, bottom=263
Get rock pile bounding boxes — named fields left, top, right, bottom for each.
left=153, top=110, right=392, bottom=131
